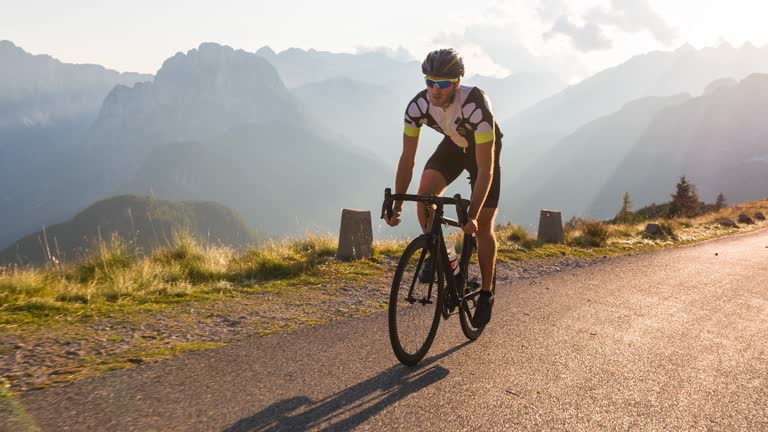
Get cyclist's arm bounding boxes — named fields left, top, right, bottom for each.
left=467, top=88, right=496, bottom=220
left=468, top=138, right=494, bottom=219
left=393, top=133, right=419, bottom=212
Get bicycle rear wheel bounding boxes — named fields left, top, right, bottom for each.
left=459, top=249, right=496, bottom=340
left=388, top=236, right=444, bottom=366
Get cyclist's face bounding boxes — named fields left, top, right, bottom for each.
left=426, top=77, right=458, bottom=107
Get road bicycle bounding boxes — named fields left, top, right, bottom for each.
left=381, top=188, right=496, bottom=366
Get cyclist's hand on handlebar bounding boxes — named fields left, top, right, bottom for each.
left=462, top=218, right=478, bottom=235
left=385, top=208, right=402, bottom=227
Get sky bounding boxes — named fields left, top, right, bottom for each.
left=2, top=0, right=768, bottom=82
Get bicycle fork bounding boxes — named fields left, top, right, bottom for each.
left=405, top=235, right=439, bottom=305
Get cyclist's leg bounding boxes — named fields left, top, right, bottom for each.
left=476, top=207, right=497, bottom=291
left=419, top=138, right=464, bottom=232
left=416, top=170, right=446, bottom=232
left=469, top=139, right=501, bottom=291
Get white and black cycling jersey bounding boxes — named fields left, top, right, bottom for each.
left=403, top=85, right=503, bottom=151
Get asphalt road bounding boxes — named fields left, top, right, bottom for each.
left=6, top=229, right=768, bottom=431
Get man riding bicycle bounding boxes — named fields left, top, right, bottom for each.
left=384, top=48, right=503, bottom=328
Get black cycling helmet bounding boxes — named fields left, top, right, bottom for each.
left=421, top=48, right=464, bottom=79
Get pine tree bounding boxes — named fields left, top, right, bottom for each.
left=669, top=176, right=700, bottom=218
left=615, top=192, right=634, bottom=224
left=715, top=193, right=727, bottom=211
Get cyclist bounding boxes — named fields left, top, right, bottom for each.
left=384, top=48, right=503, bottom=328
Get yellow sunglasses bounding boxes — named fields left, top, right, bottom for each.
left=425, top=76, right=459, bottom=89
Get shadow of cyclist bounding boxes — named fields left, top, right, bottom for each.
left=225, top=342, right=470, bottom=432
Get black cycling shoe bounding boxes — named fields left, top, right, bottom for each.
left=471, top=290, right=494, bottom=328
left=418, top=255, right=434, bottom=283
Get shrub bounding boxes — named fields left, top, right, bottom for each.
left=657, top=221, right=679, bottom=240
left=519, top=238, right=538, bottom=250
left=569, top=220, right=609, bottom=247
left=506, top=224, right=531, bottom=242
left=635, top=202, right=671, bottom=221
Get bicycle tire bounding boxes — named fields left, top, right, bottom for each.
left=458, top=249, right=496, bottom=341
left=388, top=236, right=444, bottom=366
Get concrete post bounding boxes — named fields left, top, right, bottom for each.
left=337, top=209, right=373, bottom=260
left=537, top=209, right=564, bottom=244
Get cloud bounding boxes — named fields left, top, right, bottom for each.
left=433, top=23, right=588, bottom=80
left=587, top=0, right=678, bottom=44
left=464, top=24, right=538, bottom=69
left=543, top=15, right=613, bottom=52
left=536, top=0, right=569, bottom=21
left=483, top=4, right=513, bottom=19
left=539, top=0, right=678, bottom=52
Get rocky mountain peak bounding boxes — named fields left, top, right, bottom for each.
left=255, top=45, right=277, bottom=57
left=154, top=42, right=284, bottom=95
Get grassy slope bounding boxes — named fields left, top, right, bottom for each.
left=2, top=201, right=767, bottom=325
left=0, top=200, right=766, bottom=393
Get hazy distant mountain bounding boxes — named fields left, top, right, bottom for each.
left=0, top=40, right=151, bottom=128
left=463, top=72, right=566, bottom=121
left=122, top=122, right=392, bottom=235
left=500, top=43, right=768, bottom=189
left=501, top=74, right=768, bottom=227
left=594, top=73, right=768, bottom=217
left=88, top=42, right=301, bottom=179
left=0, top=42, right=303, bottom=248
left=292, top=77, right=412, bottom=165
left=291, top=71, right=566, bottom=173
left=0, top=40, right=151, bottom=237
left=703, top=77, right=738, bottom=95
left=254, top=46, right=420, bottom=88
left=501, top=93, right=691, bottom=226
left=259, top=45, right=433, bottom=168
left=0, top=195, right=257, bottom=266
left=506, top=43, right=768, bottom=138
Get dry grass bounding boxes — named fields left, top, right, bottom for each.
left=0, top=230, right=410, bottom=325
left=494, top=200, right=768, bottom=261
left=2, top=200, right=768, bottom=326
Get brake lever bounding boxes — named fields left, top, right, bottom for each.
left=382, top=188, right=394, bottom=220
left=454, top=194, right=469, bottom=226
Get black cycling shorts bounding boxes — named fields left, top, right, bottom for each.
left=424, top=136, right=502, bottom=208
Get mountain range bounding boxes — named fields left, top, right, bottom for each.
left=595, top=73, right=768, bottom=216
left=503, top=73, right=768, bottom=226
left=500, top=43, right=768, bottom=192
left=0, top=41, right=152, bottom=246
left=1, top=42, right=394, bottom=249
left=4, top=40, right=768, bottom=255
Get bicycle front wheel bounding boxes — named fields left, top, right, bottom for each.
left=388, top=236, right=444, bottom=366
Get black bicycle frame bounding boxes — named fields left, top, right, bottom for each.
left=382, top=188, right=483, bottom=307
